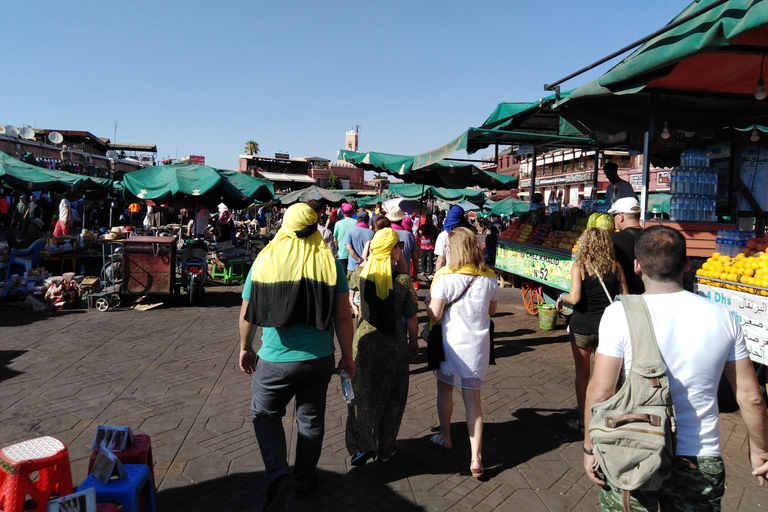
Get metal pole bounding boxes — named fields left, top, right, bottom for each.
left=544, top=0, right=730, bottom=91
left=529, top=147, right=538, bottom=205
left=641, top=116, right=655, bottom=225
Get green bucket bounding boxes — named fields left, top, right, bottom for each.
left=538, top=304, right=558, bottom=330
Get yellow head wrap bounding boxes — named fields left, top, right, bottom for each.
left=246, top=203, right=337, bottom=329
left=360, top=227, right=400, bottom=300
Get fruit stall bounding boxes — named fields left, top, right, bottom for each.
left=695, top=241, right=768, bottom=364
left=494, top=207, right=615, bottom=314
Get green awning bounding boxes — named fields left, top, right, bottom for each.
left=386, top=183, right=486, bottom=203
left=338, top=149, right=517, bottom=190
left=122, top=163, right=274, bottom=209
left=647, top=193, right=671, bottom=214
left=489, top=196, right=530, bottom=217
left=560, top=0, right=768, bottom=134
left=0, top=151, right=118, bottom=197
left=277, top=185, right=348, bottom=206
left=354, top=194, right=387, bottom=207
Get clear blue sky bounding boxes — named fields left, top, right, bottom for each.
left=4, top=1, right=690, bottom=171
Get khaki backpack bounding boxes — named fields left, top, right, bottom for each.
left=589, top=295, right=677, bottom=510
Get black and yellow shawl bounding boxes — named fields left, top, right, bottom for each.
left=245, top=203, right=338, bottom=330
left=359, top=227, right=400, bottom=334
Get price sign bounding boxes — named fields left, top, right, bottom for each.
left=495, top=241, right=574, bottom=291
left=697, top=283, right=768, bottom=365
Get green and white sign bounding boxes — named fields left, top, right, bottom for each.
left=495, top=240, right=574, bottom=291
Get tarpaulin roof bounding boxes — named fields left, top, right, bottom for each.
left=559, top=0, right=768, bottom=134
left=338, top=149, right=518, bottom=190
left=489, top=196, right=531, bottom=217
left=122, top=163, right=274, bottom=209
left=0, top=151, right=119, bottom=197
left=277, top=185, right=349, bottom=206
left=385, top=183, right=486, bottom=203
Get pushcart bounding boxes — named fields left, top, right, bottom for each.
left=495, top=239, right=575, bottom=314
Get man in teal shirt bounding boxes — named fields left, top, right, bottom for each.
left=333, top=202, right=357, bottom=271
left=239, top=203, right=355, bottom=510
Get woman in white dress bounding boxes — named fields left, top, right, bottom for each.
left=425, top=227, right=498, bottom=478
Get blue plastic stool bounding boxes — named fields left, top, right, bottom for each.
left=226, top=259, right=245, bottom=284
left=77, top=464, right=156, bottom=512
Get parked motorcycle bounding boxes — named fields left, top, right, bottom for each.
left=178, top=237, right=208, bottom=305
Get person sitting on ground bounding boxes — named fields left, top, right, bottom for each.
left=7, top=217, right=47, bottom=251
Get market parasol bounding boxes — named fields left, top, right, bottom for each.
left=489, top=196, right=531, bottom=217
left=277, top=185, right=349, bottom=207
left=121, top=163, right=274, bottom=209
left=338, top=149, right=518, bottom=190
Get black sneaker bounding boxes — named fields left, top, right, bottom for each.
left=264, top=474, right=294, bottom=512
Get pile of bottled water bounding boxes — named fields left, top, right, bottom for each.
left=669, top=149, right=717, bottom=222
left=715, top=230, right=754, bottom=257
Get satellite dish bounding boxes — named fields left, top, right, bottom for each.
left=20, top=127, right=35, bottom=140
left=106, top=150, right=118, bottom=160
left=4, top=125, right=19, bottom=138
left=48, top=131, right=63, bottom=144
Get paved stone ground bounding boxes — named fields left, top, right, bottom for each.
left=1, top=281, right=766, bottom=511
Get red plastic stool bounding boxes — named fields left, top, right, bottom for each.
left=0, top=436, right=74, bottom=512
left=87, top=434, right=155, bottom=490
left=97, top=504, right=120, bottom=512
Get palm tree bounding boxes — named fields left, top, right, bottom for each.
left=244, top=140, right=260, bottom=155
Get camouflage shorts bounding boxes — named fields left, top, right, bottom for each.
left=599, top=456, right=725, bottom=512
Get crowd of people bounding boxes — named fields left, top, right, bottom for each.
left=236, top=196, right=768, bottom=512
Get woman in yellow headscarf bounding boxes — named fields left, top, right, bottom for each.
left=345, top=228, right=419, bottom=466
left=425, top=227, right=498, bottom=479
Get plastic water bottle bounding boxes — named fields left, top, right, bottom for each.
left=340, top=370, right=354, bottom=402
left=80, top=264, right=86, bottom=275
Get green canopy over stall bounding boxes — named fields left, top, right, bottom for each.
left=559, top=0, right=768, bottom=135
left=489, top=196, right=531, bottom=217
left=386, top=183, right=486, bottom=203
left=277, top=185, right=349, bottom=206
left=338, top=149, right=518, bottom=190
left=0, top=151, right=119, bottom=197
left=646, top=193, right=671, bottom=215
left=122, top=163, right=274, bottom=209
left=354, top=194, right=387, bottom=207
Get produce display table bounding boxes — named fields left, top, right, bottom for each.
left=495, top=239, right=575, bottom=314
left=696, top=278, right=768, bottom=364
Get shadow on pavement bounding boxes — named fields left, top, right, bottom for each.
left=0, top=350, right=25, bottom=383
left=155, top=468, right=426, bottom=512
left=0, top=308, right=85, bottom=326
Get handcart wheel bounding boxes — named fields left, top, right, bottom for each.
left=95, top=297, right=110, bottom=312
left=521, top=280, right=543, bottom=315
left=109, top=294, right=121, bottom=308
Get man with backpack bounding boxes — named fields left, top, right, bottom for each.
left=583, top=226, right=768, bottom=511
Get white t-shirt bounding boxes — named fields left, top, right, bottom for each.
left=59, top=198, right=71, bottom=222
left=193, top=209, right=211, bottom=235
left=434, top=230, right=450, bottom=259
left=598, top=291, right=748, bottom=457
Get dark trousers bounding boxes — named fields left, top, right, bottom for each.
left=251, top=355, right=334, bottom=488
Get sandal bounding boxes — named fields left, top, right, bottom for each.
left=470, top=459, right=483, bottom=478
left=429, top=433, right=452, bottom=450
left=351, top=450, right=375, bottom=466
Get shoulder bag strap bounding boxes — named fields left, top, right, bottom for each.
left=445, top=275, right=479, bottom=310
left=617, top=295, right=664, bottom=371
left=588, top=263, right=614, bottom=303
